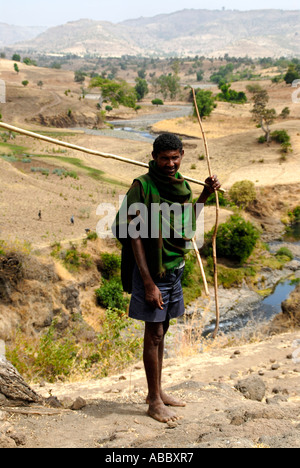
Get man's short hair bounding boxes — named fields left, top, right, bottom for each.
left=153, top=133, right=183, bottom=157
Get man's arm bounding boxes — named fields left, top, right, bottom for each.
left=131, top=237, right=164, bottom=310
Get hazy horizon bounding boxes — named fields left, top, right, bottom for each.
left=0, top=0, right=299, bottom=28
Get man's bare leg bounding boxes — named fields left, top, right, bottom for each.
left=144, top=321, right=185, bottom=423
left=157, top=319, right=186, bottom=407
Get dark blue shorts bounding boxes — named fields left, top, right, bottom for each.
left=128, top=264, right=185, bottom=323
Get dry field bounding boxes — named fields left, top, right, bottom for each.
left=0, top=59, right=300, bottom=248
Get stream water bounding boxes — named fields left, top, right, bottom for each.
left=202, top=237, right=300, bottom=337
left=202, top=278, right=298, bottom=337
left=73, top=104, right=193, bottom=143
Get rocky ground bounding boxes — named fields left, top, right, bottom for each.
left=1, top=330, right=299, bottom=449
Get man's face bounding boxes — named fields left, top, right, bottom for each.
left=153, top=149, right=184, bottom=177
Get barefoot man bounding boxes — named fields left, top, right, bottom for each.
left=113, top=133, right=221, bottom=423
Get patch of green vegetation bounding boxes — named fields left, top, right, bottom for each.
left=51, top=242, right=93, bottom=272
left=0, top=141, right=27, bottom=155
left=95, top=252, right=129, bottom=310
left=33, top=154, right=127, bottom=187
left=203, top=214, right=260, bottom=264
left=7, top=310, right=143, bottom=382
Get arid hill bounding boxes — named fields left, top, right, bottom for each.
left=6, top=9, right=300, bottom=58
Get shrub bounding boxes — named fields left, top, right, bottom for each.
left=203, top=214, right=260, bottom=264
left=87, top=231, right=98, bottom=241
left=216, top=83, right=247, bottom=104
left=271, top=130, right=292, bottom=154
left=204, top=191, right=230, bottom=207
left=275, top=247, right=294, bottom=261
left=100, top=252, right=121, bottom=279
left=95, top=278, right=129, bottom=310
left=181, top=254, right=195, bottom=287
left=271, top=129, right=290, bottom=144
left=288, top=206, right=300, bottom=223
left=31, top=167, right=50, bottom=176
left=229, top=180, right=257, bottom=208
left=7, top=323, right=78, bottom=383
left=94, top=308, right=142, bottom=377
left=152, top=98, right=164, bottom=106
left=51, top=243, right=93, bottom=272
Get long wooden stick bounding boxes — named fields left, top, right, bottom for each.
left=0, top=122, right=225, bottom=193
left=192, top=237, right=209, bottom=296
left=0, top=120, right=212, bottom=296
left=192, top=88, right=220, bottom=339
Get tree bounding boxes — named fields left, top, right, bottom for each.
left=284, top=64, right=300, bottom=84
left=192, top=89, right=216, bottom=118
left=137, top=69, right=147, bottom=79
left=217, top=83, right=247, bottom=104
left=247, top=86, right=276, bottom=143
left=74, top=70, right=86, bottom=84
left=196, top=70, right=204, bottom=82
left=166, top=74, right=180, bottom=100
left=23, top=57, right=37, bottom=66
left=158, top=74, right=180, bottom=101
left=90, top=77, right=137, bottom=109
left=12, top=54, right=21, bottom=62
left=210, top=63, right=234, bottom=84
left=13, top=63, right=19, bottom=74
left=37, top=81, right=44, bottom=89
left=22, top=80, right=29, bottom=87
left=135, top=78, right=149, bottom=101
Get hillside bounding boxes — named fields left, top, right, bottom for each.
left=7, top=9, right=300, bottom=58
left=0, top=24, right=46, bottom=47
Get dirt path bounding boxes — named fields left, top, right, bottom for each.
left=2, top=331, right=300, bottom=449
left=34, top=91, right=62, bottom=116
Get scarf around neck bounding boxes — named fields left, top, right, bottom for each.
left=113, top=160, right=196, bottom=291
left=148, top=160, right=192, bottom=204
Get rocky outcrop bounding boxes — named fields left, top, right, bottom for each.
left=268, top=284, right=300, bottom=334
left=29, top=111, right=103, bottom=129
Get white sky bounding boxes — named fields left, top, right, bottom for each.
left=0, top=0, right=299, bottom=27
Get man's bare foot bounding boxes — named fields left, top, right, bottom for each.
left=147, top=392, right=186, bottom=407
left=147, top=398, right=179, bottom=423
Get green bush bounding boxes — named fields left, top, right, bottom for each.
left=275, top=247, right=294, bottom=261
left=203, top=214, right=260, bottom=264
left=51, top=243, right=93, bottom=272
left=229, top=180, right=257, bottom=208
left=152, top=98, right=164, bottom=106
left=7, top=323, right=78, bottom=383
left=31, top=167, right=49, bottom=176
left=192, top=89, right=217, bottom=118
left=95, top=278, right=129, bottom=310
left=271, top=130, right=292, bottom=154
left=204, top=191, right=230, bottom=207
left=93, top=308, right=142, bottom=377
left=100, top=252, right=121, bottom=279
left=181, top=254, right=195, bottom=287
left=216, top=83, right=247, bottom=104
left=290, top=206, right=300, bottom=223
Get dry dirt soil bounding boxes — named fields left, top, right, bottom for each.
left=1, top=330, right=299, bottom=448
